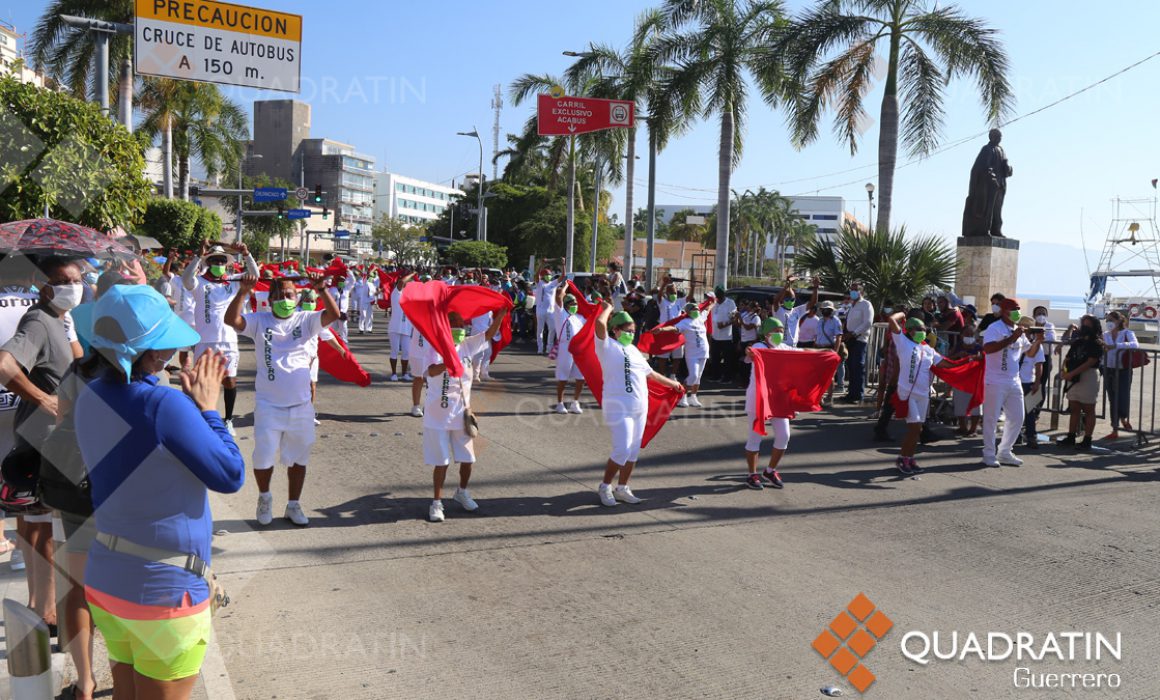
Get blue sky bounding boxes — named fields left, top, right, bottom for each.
left=7, top=0, right=1160, bottom=297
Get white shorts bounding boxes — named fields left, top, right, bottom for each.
left=390, top=332, right=411, bottom=360
left=607, top=410, right=646, bottom=465
left=252, top=401, right=317, bottom=468
left=904, top=395, right=930, bottom=424
left=194, top=343, right=239, bottom=378
left=664, top=346, right=685, bottom=360
left=423, top=427, right=476, bottom=467
left=310, top=356, right=319, bottom=383
left=745, top=417, right=790, bottom=452
left=555, top=357, right=584, bottom=382
left=685, top=355, right=708, bottom=386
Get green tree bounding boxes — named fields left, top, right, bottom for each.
left=657, top=0, right=792, bottom=288
left=779, top=0, right=1013, bottom=232
left=447, top=241, right=509, bottom=269
left=795, top=223, right=956, bottom=307
left=172, top=83, right=249, bottom=199
left=138, top=198, right=202, bottom=251
left=0, top=77, right=151, bottom=230
left=222, top=174, right=297, bottom=254
left=666, top=209, right=707, bottom=242
left=371, top=215, right=431, bottom=267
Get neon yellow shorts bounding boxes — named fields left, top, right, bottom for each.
left=89, top=604, right=212, bottom=681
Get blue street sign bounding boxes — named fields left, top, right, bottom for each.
left=333, top=229, right=351, bottom=238
left=253, top=187, right=288, bottom=203
left=287, top=208, right=311, bottom=220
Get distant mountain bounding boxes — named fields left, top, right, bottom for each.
left=1015, top=240, right=1099, bottom=297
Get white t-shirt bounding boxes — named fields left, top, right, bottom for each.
left=596, top=335, right=651, bottom=420
left=893, top=332, right=942, bottom=399
left=471, top=312, right=492, bottom=337
left=774, top=304, right=810, bottom=347
left=241, top=310, right=324, bottom=407
left=739, top=311, right=759, bottom=343
left=982, top=321, right=1029, bottom=385
left=1018, top=345, right=1045, bottom=384
left=409, top=331, right=434, bottom=377
left=798, top=316, right=819, bottom=344
left=190, top=276, right=243, bottom=345
left=659, top=297, right=684, bottom=324
left=176, top=278, right=195, bottom=323
left=388, top=287, right=412, bottom=335
left=675, top=315, right=709, bottom=359
left=815, top=316, right=843, bottom=347
left=710, top=297, right=737, bottom=341
left=552, top=309, right=584, bottom=367
left=534, top=280, right=558, bottom=311
left=423, top=333, right=489, bottom=431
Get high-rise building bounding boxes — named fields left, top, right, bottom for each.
left=301, top=138, right=376, bottom=236
left=249, top=99, right=312, bottom=183
left=373, top=172, right=462, bottom=227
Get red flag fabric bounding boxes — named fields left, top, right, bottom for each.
left=889, top=355, right=984, bottom=420
left=750, top=349, right=841, bottom=433
left=490, top=313, right=513, bottom=363
left=637, top=330, right=684, bottom=356
left=318, top=335, right=371, bottom=387
left=400, top=281, right=513, bottom=377
left=376, top=270, right=400, bottom=310
left=565, top=280, right=598, bottom=317
left=567, top=310, right=682, bottom=449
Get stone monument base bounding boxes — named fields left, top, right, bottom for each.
left=955, top=236, right=1019, bottom=307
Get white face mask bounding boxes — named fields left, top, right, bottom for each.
left=962, top=336, right=976, bottom=346
left=1035, top=315, right=1047, bottom=324
left=48, top=282, right=83, bottom=312
left=991, top=304, right=1001, bottom=315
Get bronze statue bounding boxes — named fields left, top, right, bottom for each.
left=962, top=128, right=1013, bottom=237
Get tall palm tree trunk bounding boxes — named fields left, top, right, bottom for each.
left=178, top=152, right=190, bottom=202
left=162, top=117, right=174, bottom=199
left=646, top=129, right=658, bottom=288
left=715, top=109, right=733, bottom=288
left=623, top=131, right=636, bottom=277
left=118, top=57, right=133, bottom=131
left=875, top=30, right=902, bottom=233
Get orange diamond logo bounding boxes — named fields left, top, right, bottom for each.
left=813, top=593, right=891, bottom=694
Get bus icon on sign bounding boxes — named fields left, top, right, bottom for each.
left=610, top=104, right=630, bottom=125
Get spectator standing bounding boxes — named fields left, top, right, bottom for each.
left=1101, top=310, right=1139, bottom=440
left=1058, top=315, right=1104, bottom=450
left=707, top=285, right=737, bottom=383
left=840, top=282, right=875, bottom=403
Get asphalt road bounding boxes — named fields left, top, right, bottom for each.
left=5, top=313, right=1160, bottom=699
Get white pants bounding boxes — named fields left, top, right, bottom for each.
left=982, top=381, right=1024, bottom=461
left=253, top=400, right=317, bottom=468
left=607, top=410, right=646, bottom=465
left=358, top=306, right=374, bottom=332
left=685, top=355, right=708, bottom=387
left=555, top=356, right=584, bottom=382
left=536, top=310, right=556, bottom=352
left=390, top=332, right=411, bottom=360
left=745, top=417, right=790, bottom=452
left=333, top=318, right=348, bottom=343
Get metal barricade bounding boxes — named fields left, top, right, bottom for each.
left=3, top=598, right=53, bottom=699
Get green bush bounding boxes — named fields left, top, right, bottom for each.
left=138, top=198, right=201, bottom=251
left=447, top=240, right=508, bottom=268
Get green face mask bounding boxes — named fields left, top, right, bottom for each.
left=566, top=306, right=578, bottom=315
left=782, top=300, right=795, bottom=310
left=617, top=331, right=634, bottom=347
left=1009, top=310, right=1022, bottom=323
left=209, top=264, right=227, bottom=278
left=667, top=294, right=677, bottom=302
left=301, top=302, right=317, bottom=312
left=769, top=333, right=784, bottom=346
left=451, top=328, right=467, bottom=345
left=911, top=331, right=927, bottom=344
left=689, top=310, right=700, bottom=319
left=272, top=299, right=296, bottom=318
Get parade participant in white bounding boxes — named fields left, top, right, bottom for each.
left=225, top=273, right=340, bottom=527
left=887, top=313, right=953, bottom=475
left=655, top=301, right=713, bottom=408
left=743, top=318, right=793, bottom=489
left=300, top=290, right=347, bottom=427
left=593, top=304, right=683, bottom=507
left=352, top=271, right=377, bottom=334
left=407, top=327, right=434, bottom=418
left=533, top=270, right=559, bottom=354
left=181, top=242, right=259, bottom=434
left=469, top=310, right=495, bottom=382
left=656, top=281, right=687, bottom=378
left=388, top=272, right=417, bottom=381
left=551, top=285, right=586, bottom=414
left=980, top=299, right=1039, bottom=467
left=332, top=275, right=351, bottom=342
left=423, top=310, right=509, bottom=522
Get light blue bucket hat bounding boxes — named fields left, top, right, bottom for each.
left=89, top=285, right=200, bottom=381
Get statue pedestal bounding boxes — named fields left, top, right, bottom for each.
left=955, top=237, right=1020, bottom=306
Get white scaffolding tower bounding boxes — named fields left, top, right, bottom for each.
left=1088, top=197, right=1160, bottom=308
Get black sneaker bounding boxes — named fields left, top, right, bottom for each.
left=896, top=457, right=914, bottom=476
left=1025, top=436, right=1039, bottom=450
left=908, top=458, right=924, bottom=474
left=762, top=469, right=784, bottom=489
left=1056, top=434, right=1076, bottom=447
left=1077, top=436, right=1093, bottom=451
left=745, top=474, right=764, bottom=490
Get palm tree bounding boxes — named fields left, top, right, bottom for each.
left=779, top=0, right=1014, bottom=232
left=657, top=0, right=792, bottom=288
left=136, top=78, right=182, bottom=198
left=30, top=0, right=134, bottom=104
left=796, top=223, right=956, bottom=306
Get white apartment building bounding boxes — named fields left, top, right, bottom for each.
left=374, top=172, right=463, bottom=226
left=1, top=21, right=46, bottom=87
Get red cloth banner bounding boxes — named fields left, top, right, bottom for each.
left=750, top=349, right=842, bottom=433
left=400, top=281, right=513, bottom=377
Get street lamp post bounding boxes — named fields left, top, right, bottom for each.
left=589, top=157, right=601, bottom=272
left=865, top=182, right=875, bottom=232
left=457, top=129, right=485, bottom=241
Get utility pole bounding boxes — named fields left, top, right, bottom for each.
left=58, top=15, right=132, bottom=123
left=491, top=84, right=503, bottom=181
left=589, top=157, right=601, bottom=273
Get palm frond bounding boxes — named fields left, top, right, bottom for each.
left=898, top=39, right=945, bottom=158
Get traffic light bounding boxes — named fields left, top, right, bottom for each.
left=276, top=206, right=284, bottom=219
left=322, top=207, right=329, bottom=220
left=190, top=186, right=200, bottom=199
left=313, top=184, right=323, bottom=203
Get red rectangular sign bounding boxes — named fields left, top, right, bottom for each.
left=537, top=94, right=635, bottom=136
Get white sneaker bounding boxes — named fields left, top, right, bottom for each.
left=9, top=548, right=24, bottom=571
left=389, top=373, right=399, bottom=382
left=453, top=488, right=479, bottom=512
left=313, top=418, right=321, bottom=426
left=410, top=405, right=424, bottom=417
left=429, top=500, right=445, bottom=522
left=614, top=485, right=642, bottom=504
left=284, top=502, right=309, bottom=527
left=982, top=457, right=1000, bottom=468
left=688, top=395, right=703, bottom=408
left=402, top=372, right=413, bottom=381
left=481, top=373, right=494, bottom=381
left=568, top=401, right=583, bottom=414
left=998, top=453, right=1024, bottom=467
left=225, top=419, right=236, bottom=437
left=554, top=402, right=568, bottom=414
left=256, top=494, right=273, bottom=526
left=677, top=396, right=689, bottom=408
left=598, top=483, right=618, bottom=507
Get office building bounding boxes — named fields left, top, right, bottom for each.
left=1, top=21, right=46, bottom=87
left=374, top=172, right=462, bottom=226
left=248, top=99, right=311, bottom=183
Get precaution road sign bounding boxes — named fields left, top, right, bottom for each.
left=537, top=94, right=635, bottom=136
left=134, top=0, right=302, bottom=92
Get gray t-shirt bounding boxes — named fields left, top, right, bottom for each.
left=1, top=305, right=73, bottom=445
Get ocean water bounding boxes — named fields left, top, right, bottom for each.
left=1024, top=294, right=1088, bottom=320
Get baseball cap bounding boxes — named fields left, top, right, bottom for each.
left=90, top=286, right=200, bottom=382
